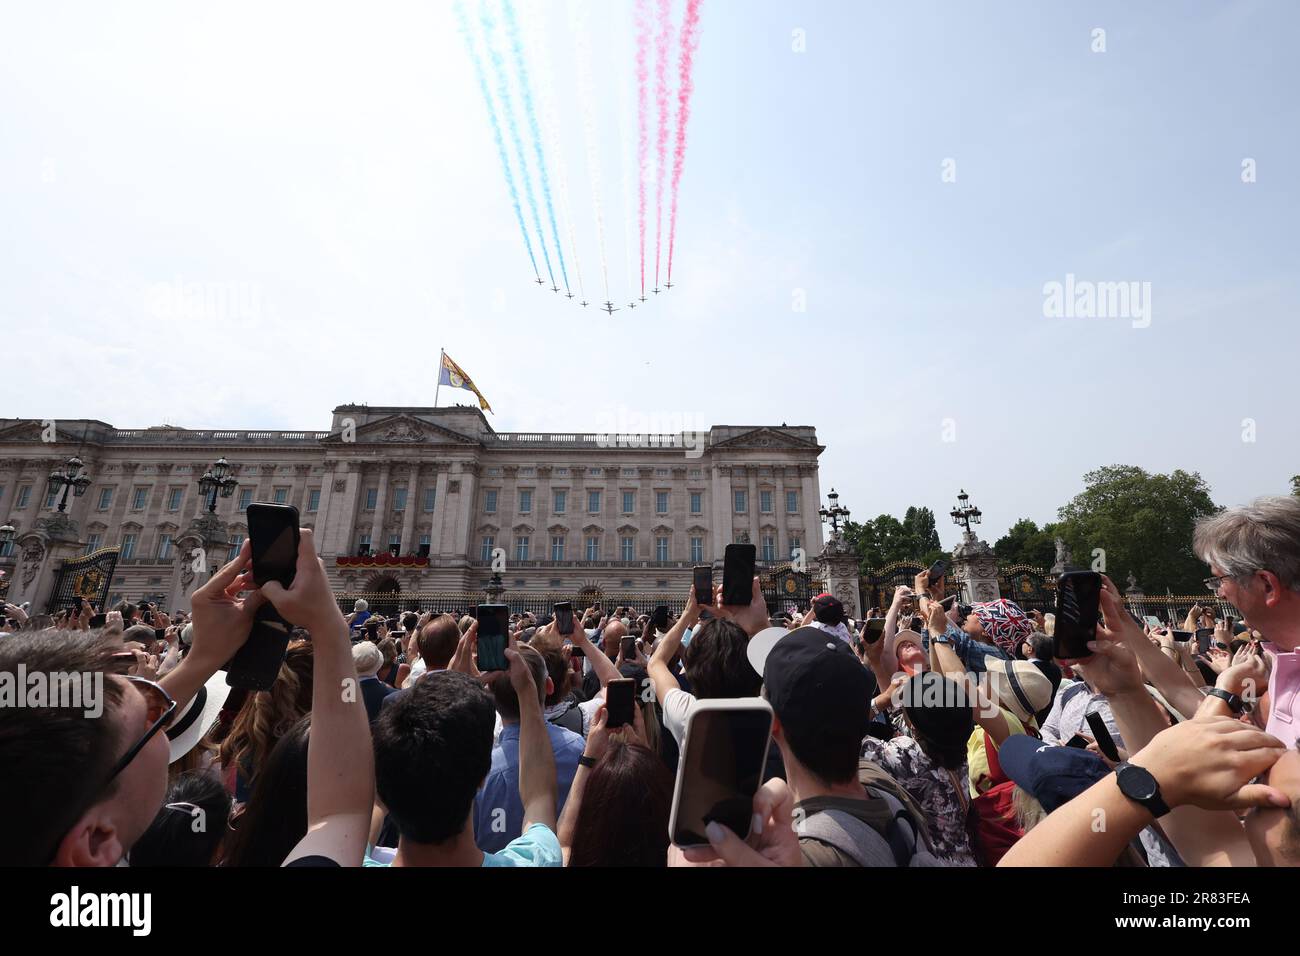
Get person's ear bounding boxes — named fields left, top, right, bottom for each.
left=1260, top=571, right=1283, bottom=606
left=545, top=676, right=554, bottom=697
left=52, top=811, right=124, bottom=868
left=769, top=712, right=784, bottom=744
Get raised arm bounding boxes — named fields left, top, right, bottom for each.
left=269, top=529, right=375, bottom=867
left=511, top=635, right=558, bottom=834
left=648, top=588, right=701, bottom=707
left=1000, top=716, right=1289, bottom=866
left=572, top=615, right=621, bottom=690
left=927, top=603, right=1011, bottom=744
left=160, top=540, right=261, bottom=713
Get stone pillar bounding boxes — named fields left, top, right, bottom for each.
left=746, top=467, right=760, bottom=547
left=950, top=531, right=1001, bottom=604
left=711, top=464, right=731, bottom=553
left=429, top=466, right=451, bottom=557
left=774, top=469, right=788, bottom=559
left=800, top=466, right=821, bottom=555
left=369, top=462, right=391, bottom=550
left=1125, top=574, right=1145, bottom=620
left=399, top=465, right=419, bottom=553
left=816, top=535, right=862, bottom=621
left=13, top=515, right=85, bottom=611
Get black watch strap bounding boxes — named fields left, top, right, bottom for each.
left=1206, top=688, right=1247, bottom=714
left=578, top=754, right=598, bottom=768
left=1115, top=761, right=1171, bottom=819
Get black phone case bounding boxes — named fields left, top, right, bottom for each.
left=225, top=602, right=293, bottom=691
left=722, top=545, right=756, bottom=606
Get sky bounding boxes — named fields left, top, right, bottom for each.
left=1, top=0, right=1296, bottom=550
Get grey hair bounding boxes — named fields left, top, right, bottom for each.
left=1193, top=496, right=1300, bottom=592
left=352, top=641, right=383, bottom=675
left=354, top=599, right=369, bottom=612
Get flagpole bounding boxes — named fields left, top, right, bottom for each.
left=435, top=348, right=443, bottom=408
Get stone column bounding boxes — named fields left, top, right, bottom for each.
left=400, top=465, right=419, bottom=553
left=800, top=465, right=821, bottom=555
left=428, top=466, right=451, bottom=557
left=711, top=464, right=731, bottom=554
left=369, top=462, right=391, bottom=550
left=950, top=531, right=1001, bottom=603
left=816, top=536, right=862, bottom=621
left=774, top=469, right=788, bottom=559
left=746, top=466, right=760, bottom=547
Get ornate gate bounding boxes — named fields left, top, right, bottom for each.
left=860, top=561, right=960, bottom=613
left=47, top=547, right=119, bottom=614
left=999, top=565, right=1055, bottom=613
left=762, top=562, right=815, bottom=614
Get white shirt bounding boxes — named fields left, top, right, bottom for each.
left=662, top=687, right=697, bottom=747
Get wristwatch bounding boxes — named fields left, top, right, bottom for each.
left=1206, top=687, right=1250, bottom=715
left=578, top=754, right=598, bottom=768
left=1114, top=761, right=1171, bottom=818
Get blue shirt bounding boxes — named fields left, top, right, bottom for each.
left=473, top=722, right=585, bottom=853
left=363, top=824, right=563, bottom=867
left=927, top=623, right=1009, bottom=673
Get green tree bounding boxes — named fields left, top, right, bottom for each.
left=1291, top=475, right=1299, bottom=496
left=843, top=507, right=948, bottom=572
left=1054, top=465, right=1218, bottom=594
left=993, top=518, right=1058, bottom=569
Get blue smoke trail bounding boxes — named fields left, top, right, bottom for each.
left=502, top=0, right=570, bottom=294
left=481, top=1, right=555, bottom=288
left=454, top=1, right=539, bottom=279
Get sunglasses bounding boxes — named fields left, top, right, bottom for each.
left=40, top=675, right=177, bottom=864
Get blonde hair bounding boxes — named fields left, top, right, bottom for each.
left=219, top=659, right=307, bottom=782
left=1042, top=613, right=1055, bottom=637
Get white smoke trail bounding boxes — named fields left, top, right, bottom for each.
left=523, top=0, right=583, bottom=301
left=613, top=0, right=636, bottom=305
left=568, top=0, right=610, bottom=302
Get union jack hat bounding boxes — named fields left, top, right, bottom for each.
left=970, top=599, right=1034, bottom=654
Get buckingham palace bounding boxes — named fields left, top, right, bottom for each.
left=0, top=405, right=826, bottom=613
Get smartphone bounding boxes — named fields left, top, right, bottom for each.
left=1143, top=615, right=1163, bottom=630
left=1053, top=571, right=1100, bottom=661
left=89, top=613, right=107, bottom=629
left=669, top=698, right=774, bottom=848
left=1065, top=734, right=1090, bottom=749
left=693, top=565, right=712, bottom=607
left=141, top=608, right=153, bottom=625
left=475, top=604, right=510, bottom=671
left=619, top=635, right=637, bottom=660
left=927, top=558, right=947, bottom=582
left=606, top=677, right=636, bottom=729
left=652, top=605, right=670, bottom=632
left=568, top=643, right=585, bottom=659
left=1086, top=711, right=1120, bottom=762
left=553, top=601, right=574, bottom=637
left=1170, top=629, right=1193, bottom=643
left=225, top=504, right=302, bottom=690
left=154, top=628, right=167, bottom=642
left=862, top=618, right=886, bottom=645
left=722, top=544, right=756, bottom=606
left=1194, top=628, right=1214, bottom=656
left=246, top=503, right=301, bottom=589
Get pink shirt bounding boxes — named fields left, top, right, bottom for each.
left=1264, top=642, right=1300, bottom=748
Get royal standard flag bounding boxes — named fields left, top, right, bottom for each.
left=439, top=352, right=493, bottom=413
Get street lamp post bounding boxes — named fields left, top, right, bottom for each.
left=47, top=456, right=91, bottom=513
left=950, top=489, right=982, bottom=537
left=197, top=457, right=239, bottom=513
left=819, top=488, right=851, bottom=538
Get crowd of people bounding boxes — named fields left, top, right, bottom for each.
left=2, top=494, right=1298, bottom=868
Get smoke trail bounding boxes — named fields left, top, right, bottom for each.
left=502, top=0, right=569, bottom=293
left=569, top=0, right=609, bottom=301
left=666, top=0, right=702, bottom=284
left=614, top=0, right=636, bottom=303
left=524, top=0, right=584, bottom=302
left=481, top=1, right=555, bottom=288
left=635, top=0, right=649, bottom=297
left=454, top=1, right=539, bottom=279
left=653, top=0, right=672, bottom=291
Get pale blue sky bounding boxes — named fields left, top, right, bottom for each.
left=1, top=0, right=1296, bottom=547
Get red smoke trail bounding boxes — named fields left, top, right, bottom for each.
left=666, top=0, right=702, bottom=285
left=635, top=0, right=649, bottom=297
left=653, top=0, right=671, bottom=290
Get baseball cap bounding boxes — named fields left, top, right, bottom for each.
left=813, top=593, right=845, bottom=626
left=998, top=734, right=1110, bottom=813
left=751, top=626, right=873, bottom=742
